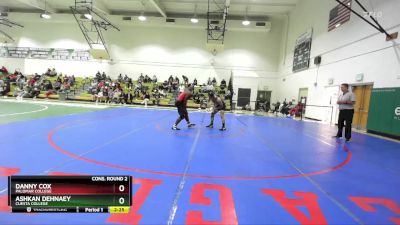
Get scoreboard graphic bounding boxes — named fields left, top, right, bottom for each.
left=8, top=176, right=131, bottom=213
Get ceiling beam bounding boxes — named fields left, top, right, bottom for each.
left=109, top=10, right=268, bottom=21
left=149, top=0, right=167, bottom=18
left=92, top=0, right=110, bottom=15
left=15, top=0, right=56, bottom=13
left=225, top=0, right=231, bottom=8
left=224, top=0, right=230, bottom=20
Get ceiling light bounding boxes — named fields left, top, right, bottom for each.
left=84, top=13, right=92, bottom=20
left=138, top=15, right=146, bottom=21
left=92, top=44, right=106, bottom=50
left=335, top=23, right=341, bottom=28
left=190, top=17, right=199, bottom=23
left=242, top=20, right=250, bottom=26
left=40, top=13, right=51, bottom=19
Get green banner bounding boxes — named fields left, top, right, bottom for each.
left=367, top=87, right=400, bottom=137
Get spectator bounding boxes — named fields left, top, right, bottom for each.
left=285, top=102, right=295, bottom=116
left=206, top=83, right=214, bottom=92
left=174, top=76, right=180, bottom=85
left=141, top=91, right=150, bottom=108
left=207, top=77, right=212, bottom=85
left=0, top=66, right=8, bottom=74
left=50, top=68, right=57, bottom=77
left=54, top=79, right=62, bottom=91
left=200, top=96, right=208, bottom=109
left=82, top=77, right=90, bottom=88
left=8, top=72, right=17, bottom=82
left=245, top=103, right=251, bottom=111
left=212, top=77, right=217, bottom=86
left=193, top=92, right=201, bottom=104
left=193, top=78, right=198, bottom=86
left=94, top=87, right=105, bottom=104
left=220, top=79, right=226, bottom=89
left=102, top=72, right=107, bottom=80
left=45, top=68, right=51, bottom=76
left=271, top=101, right=281, bottom=114
left=112, top=88, right=123, bottom=104
left=289, top=102, right=303, bottom=117
left=28, top=78, right=36, bottom=86
left=162, top=80, right=168, bottom=91
left=139, top=73, right=144, bottom=83
left=16, top=74, right=26, bottom=89
left=118, top=74, right=123, bottom=83
left=16, top=84, right=31, bottom=100
left=124, top=88, right=133, bottom=104
left=182, top=75, right=189, bottom=85
left=34, top=73, right=41, bottom=80
left=123, top=74, right=129, bottom=83
left=68, top=75, right=75, bottom=86
left=31, top=82, right=41, bottom=99
left=126, top=78, right=133, bottom=89
left=153, top=88, right=161, bottom=105
left=152, top=75, right=157, bottom=84
left=102, top=86, right=110, bottom=103
left=144, top=75, right=151, bottom=83
left=95, top=71, right=101, bottom=81
left=62, top=74, right=68, bottom=83
left=134, top=87, right=141, bottom=98
left=168, top=75, right=174, bottom=84
left=44, top=81, right=57, bottom=99
left=43, top=80, right=53, bottom=91
left=0, top=80, right=4, bottom=96
left=172, top=79, right=178, bottom=92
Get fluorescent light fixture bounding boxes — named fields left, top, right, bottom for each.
left=190, top=17, right=199, bottom=23
left=91, top=44, right=106, bottom=50
left=242, top=20, right=250, bottom=26
left=335, top=23, right=341, bottom=28
left=138, top=15, right=146, bottom=21
left=40, top=13, right=51, bottom=19
left=84, top=13, right=92, bottom=20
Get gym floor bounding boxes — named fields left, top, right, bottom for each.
left=0, top=100, right=399, bottom=225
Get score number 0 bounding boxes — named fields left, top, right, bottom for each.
left=118, top=184, right=126, bottom=205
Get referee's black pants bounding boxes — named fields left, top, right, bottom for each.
left=337, top=109, right=354, bottom=140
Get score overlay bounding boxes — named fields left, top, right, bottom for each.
left=8, top=176, right=131, bottom=213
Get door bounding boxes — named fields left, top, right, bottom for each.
left=298, top=88, right=308, bottom=103
left=352, top=85, right=373, bottom=130
left=298, top=88, right=308, bottom=117
left=256, top=90, right=271, bottom=110
left=237, top=88, right=251, bottom=107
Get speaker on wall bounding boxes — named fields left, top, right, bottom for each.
left=314, top=56, right=322, bottom=65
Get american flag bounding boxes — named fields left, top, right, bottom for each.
left=328, top=0, right=352, bottom=31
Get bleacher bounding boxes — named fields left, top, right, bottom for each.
left=0, top=72, right=231, bottom=110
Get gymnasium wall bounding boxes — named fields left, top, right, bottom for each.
left=1, top=13, right=284, bottom=108
left=276, top=0, right=400, bottom=108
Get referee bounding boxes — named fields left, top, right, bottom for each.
left=334, top=83, right=356, bottom=142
